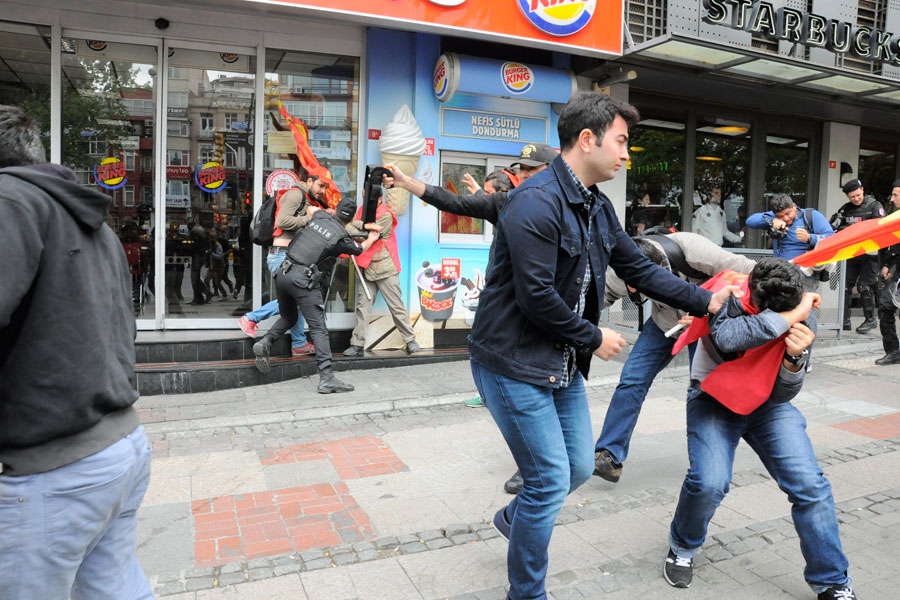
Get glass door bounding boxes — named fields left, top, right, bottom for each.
left=161, top=47, right=257, bottom=320
left=60, top=37, right=159, bottom=320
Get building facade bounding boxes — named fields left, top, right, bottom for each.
left=1, top=0, right=897, bottom=338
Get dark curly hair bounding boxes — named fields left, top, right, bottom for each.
left=749, top=257, right=802, bottom=313
left=631, top=236, right=666, bottom=267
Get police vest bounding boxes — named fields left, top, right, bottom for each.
left=285, top=211, right=347, bottom=268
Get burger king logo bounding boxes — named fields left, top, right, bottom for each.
left=194, top=162, right=228, bottom=193
left=433, top=54, right=453, bottom=102
left=86, top=40, right=108, bottom=52
left=516, top=0, right=596, bottom=37
left=93, top=157, right=127, bottom=190
left=220, top=53, right=240, bottom=64
left=501, top=62, right=534, bottom=95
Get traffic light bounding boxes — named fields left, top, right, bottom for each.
left=264, top=79, right=281, bottom=110
left=212, top=132, right=225, bottom=163
left=244, top=191, right=252, bottom=206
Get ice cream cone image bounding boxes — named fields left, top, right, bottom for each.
left=382, top=153, right=421, bottom=215
left=379, top=104, right=426, bottom=216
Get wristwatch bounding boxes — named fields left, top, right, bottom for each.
left=784, top=349, right=809, bottom=367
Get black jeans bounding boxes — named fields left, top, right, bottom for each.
left=878, top=272, right=899, bottom=354
left=271, top=268, right=333, bottom=375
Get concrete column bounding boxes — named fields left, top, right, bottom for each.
left=817, top=122, right=860, bottom=218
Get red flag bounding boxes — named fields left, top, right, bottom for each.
left=278, top=102, right=343, bottom=209
left=672, top=269, right=786, bottom=415
left=792, top=210, right=900, bottom=267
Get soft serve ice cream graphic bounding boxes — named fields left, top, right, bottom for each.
left=379, top=104, right=426, bottom=216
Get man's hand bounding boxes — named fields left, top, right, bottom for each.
left=306, top=205, right=320, bottom=217
left=772, top=217, right=787, bottom=232
left=363, top=223, right=383, bottom=233
left=781, top=292, right=821, bottom=325
left=785, top=322, right=815, bottom=356
left=462, top=173, right=482, bottom=194
left=795, top=227, right=810, bottom=243
left=707, top=285, right=743, bottom=314
left=593, top=327, right=627, bottom=360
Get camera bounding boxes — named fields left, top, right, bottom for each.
left=766, top=218, right=788, bottom=240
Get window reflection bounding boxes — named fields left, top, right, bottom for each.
left=625, top=124, right=685, bottom=235
left=693, top=124, right=750, bottom=247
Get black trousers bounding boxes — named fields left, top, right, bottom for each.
left=270, top=268, right=333, bottom=376
left=878, top=271, right=899, bottom=354
left=844, top=254, right=878, bottom=319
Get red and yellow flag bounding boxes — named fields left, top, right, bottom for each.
left=793, top=210, right=900, bottom=267
left=278, top=102, right=342, bottom=209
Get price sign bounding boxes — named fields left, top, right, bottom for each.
left=441, top=257, right=461, bottom=280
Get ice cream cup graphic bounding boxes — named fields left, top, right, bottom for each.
left=416, top=265, right=459, bottom=322
left=380, top=104, right=426, bottom=216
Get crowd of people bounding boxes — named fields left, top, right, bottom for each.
left=9, top=84, right=900, bottom=600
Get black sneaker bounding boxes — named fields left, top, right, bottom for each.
left=503, top=470, right=523, bottom=494
left=817, top=585, right=857, bottom=600
left=663, top=549, right=693, bottom=588
left=343, top=345, right=364, bottom=357
left=593, top=449, right=623, bottom=483
left=317, top=376, right=355, bottom=394
left=492, top=506, right=511, bottom=542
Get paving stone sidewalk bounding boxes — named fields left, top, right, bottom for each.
left=136, top=338, right=900, bottom=599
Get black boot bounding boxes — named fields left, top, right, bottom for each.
left=856, top=317, right=877, bottom=334
left=318, top=374, right=354, bottom=394
left=857, top=292, right=878, bottom=333
left=253, top=333, right=277, bottom=373
left=503, top=470, right=523, bottom=494
left=875, top=351, right=900, bottom=365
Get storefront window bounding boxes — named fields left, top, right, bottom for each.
left=61, top=38, right=157, bottom=317
left=692, top=121, right=751, bottom=248
left=263, top=49, right=360, bottom=319
left=0, top=20, right=52, bottom=147
left=764, top=135, right=809, bottom=207
left=625, top=122, right=685, bottom=235
left=858, top=141, right=896, bottom=208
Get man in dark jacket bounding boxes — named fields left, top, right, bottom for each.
left=0, top=104, right=153, bottom=599
left=467, top=92, right=736, bottom=600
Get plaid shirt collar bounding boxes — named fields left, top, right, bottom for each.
left=563, top=159, right=598, bottom=210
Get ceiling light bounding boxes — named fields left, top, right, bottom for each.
left=629, top=146, right=645, bottom=152
left=696, top=156, right=722, bottom=162
left=713, top=126, right=749, bottom=135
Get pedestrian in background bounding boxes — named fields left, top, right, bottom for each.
left=0, top=104, right=153, bottom=599
left=467, top=91, right=735, bottom=600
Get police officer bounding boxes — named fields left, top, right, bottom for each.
left=876, top=179, right=900, bottom=365
left=831, top=179, right=884, bottom=333
left=252, top=197, right=381, bottom=393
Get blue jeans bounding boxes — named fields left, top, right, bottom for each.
left=245, top=248, right=307, bottom=347
left=669, top=388, right=850, bottom=593
left=595, top=318, right=679, bottom=463
left=0, top=426, right=153, bottom=600
left=471, top=359, right=594, bottom=600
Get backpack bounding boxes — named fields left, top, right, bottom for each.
left=250, top=187, right=303, bottom=247
left=642, top=229, right=710, bottom=282
left=249, top=194, right=278, bottom=247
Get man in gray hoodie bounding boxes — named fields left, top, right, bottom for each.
left=0, top=105, right=153, bottom=599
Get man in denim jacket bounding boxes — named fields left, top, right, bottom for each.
left=664, top=257, right=856, bottom=600
left=468, top=92, right=736, bottom=600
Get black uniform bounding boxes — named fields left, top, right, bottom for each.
left=265, top=210, right=364, bottom=378
left=830, top=197, right=884, bottom=328
left=877, top=204, right=900, bottom=357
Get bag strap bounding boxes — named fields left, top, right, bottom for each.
left=644, top=232, right=709, bottom=281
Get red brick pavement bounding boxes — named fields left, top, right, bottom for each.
left=192, top=435, right=405, bottom=566
left=832, top=411, right=900, bottom=440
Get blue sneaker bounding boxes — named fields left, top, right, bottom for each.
left=492, top=507, right=511, bottom=542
